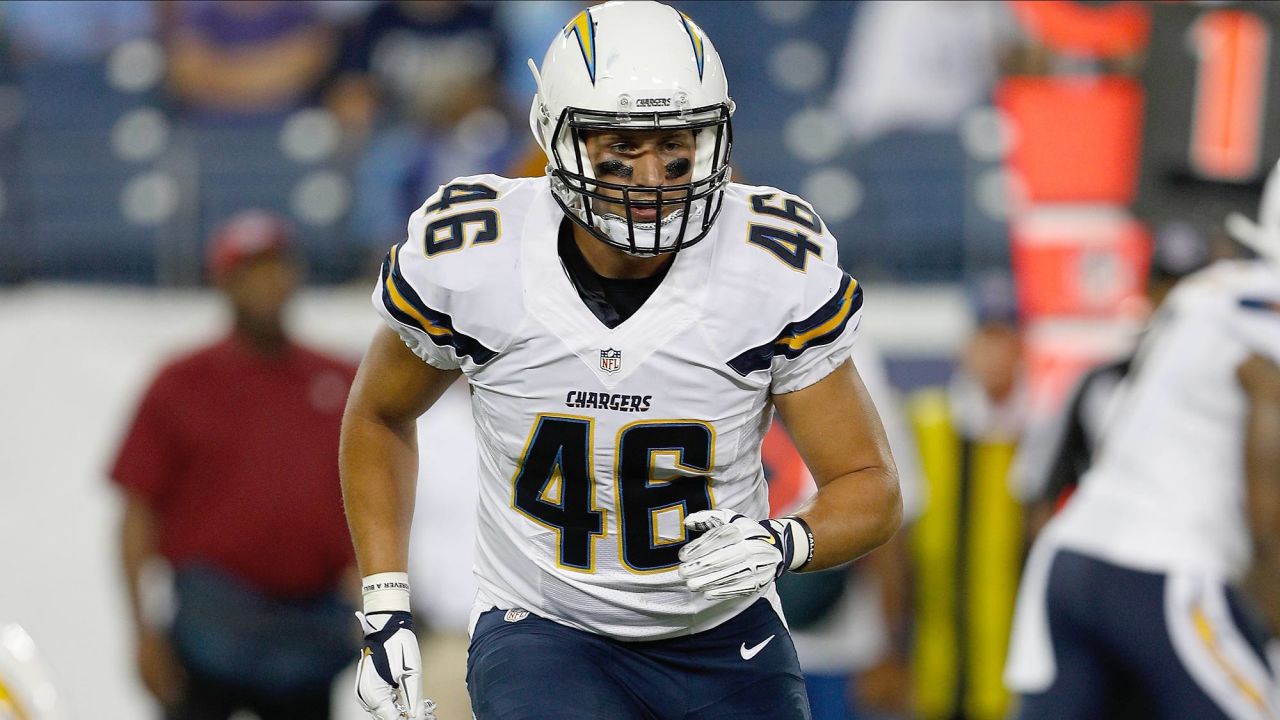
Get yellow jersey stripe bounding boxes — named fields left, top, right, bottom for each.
left=384, top=245, right=451, bottom=339
left=778, top=278, right=859, bottom=351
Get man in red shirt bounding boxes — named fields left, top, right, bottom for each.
left=112, top=211, right=358, bottom=720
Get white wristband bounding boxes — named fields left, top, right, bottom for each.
left=361, top=572, right=411, bottom=613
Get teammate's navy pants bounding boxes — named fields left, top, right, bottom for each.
left=1015, top=550, right=1276, bottom=719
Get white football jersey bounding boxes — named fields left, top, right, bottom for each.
left=1051, top=259, right=1280, bottom=580
left=372, top=174, right=863, bottom=640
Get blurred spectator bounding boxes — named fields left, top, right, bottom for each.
left=4, top=0, right=154, bottom=64
left=349, top=107, right=520, bottom=252
left=329, top=0, right=520, bottom=251
left=909, top=275, right=1028, bottom=720
left=831, top=1, right=1012, bottom=144
left=165, top=1, right=336, bottom=118
left=327, top=0, right=506, bottom=138
left=111, top=211, right=358, bottom=719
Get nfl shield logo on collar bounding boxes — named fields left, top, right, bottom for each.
left=599, top=348, right=622, bottom=374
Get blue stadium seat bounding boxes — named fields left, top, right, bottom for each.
left=185, top=118, right=356, bottom=283
left=15, top=60, right=163, bottom=282
left=674, top=1, right=1004, bottom=282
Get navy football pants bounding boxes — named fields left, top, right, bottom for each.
left=1015, top=550, right=1275, bottom=719
left=467, top=598, right=812, bottom=719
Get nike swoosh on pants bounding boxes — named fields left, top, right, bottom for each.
left=740, top=634, right=776, bottom=660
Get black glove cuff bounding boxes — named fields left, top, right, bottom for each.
left=362, top=610, right=414, bottom=687
left=784, top=515, right=816, bottom=571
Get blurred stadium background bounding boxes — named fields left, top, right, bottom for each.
left=1, top=1, right=1277, bottom=718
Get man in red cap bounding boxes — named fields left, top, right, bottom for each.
left=112, top=210, right=359, bottom=720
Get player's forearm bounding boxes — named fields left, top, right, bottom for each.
left=1240, top=354, right=1280, bottom=556
left=790, top=464, right=901, bottom=571
left=1246, top=554, right=1280, bottom=635
left=339, top=409, right=420, bottom=576
left=120, top=493, right=159, bottom=633
left=770, top=360, right=903, bottom=570
left=1244, top=392, right=1280, bottom=559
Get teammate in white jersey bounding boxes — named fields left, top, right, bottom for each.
left=339, top=3, right=902, bottom=719
left=1005, top=162, right=1280, bottom=719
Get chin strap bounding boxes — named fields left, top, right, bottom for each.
left=594, top=205, right=705, bottom=255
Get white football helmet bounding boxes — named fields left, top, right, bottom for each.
left=529, top=1, right=734, bottom=255
left=1227, top=159, right=1280, bottom=264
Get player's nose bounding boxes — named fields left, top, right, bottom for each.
left=631, top=153, right=666, bottom=187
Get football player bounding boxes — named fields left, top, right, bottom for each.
left=340, top=2, right=902, bottom=718
left=1004, top=161, right=1280, bottom=718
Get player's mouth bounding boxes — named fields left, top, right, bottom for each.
left=631, top=207, right=660, bottom=222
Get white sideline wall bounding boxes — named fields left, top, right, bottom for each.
left=0, top=283, right=965, bottom=719
left=0, top=284, right=382, bottom=720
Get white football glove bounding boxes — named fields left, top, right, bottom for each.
left=677, top=509, right=812, bottom=600
left=356, top=610, right=429, bottom=720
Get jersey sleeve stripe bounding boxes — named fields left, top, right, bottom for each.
left=778, top=276, right=861, bottom=350
left=1238, top=296, right=1280, bottom=315
left=726, top=274, right=862, bottom=376
left=384, top=247, right=449, bottom=338
left=379, top=244, right=498, bottom=364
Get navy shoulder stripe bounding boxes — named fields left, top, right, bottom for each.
left=1239, top=297, right=1280, bottom=315
left=380, top=244, right=497, bottom=365
left=728, top=274, right=862, bottom=376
